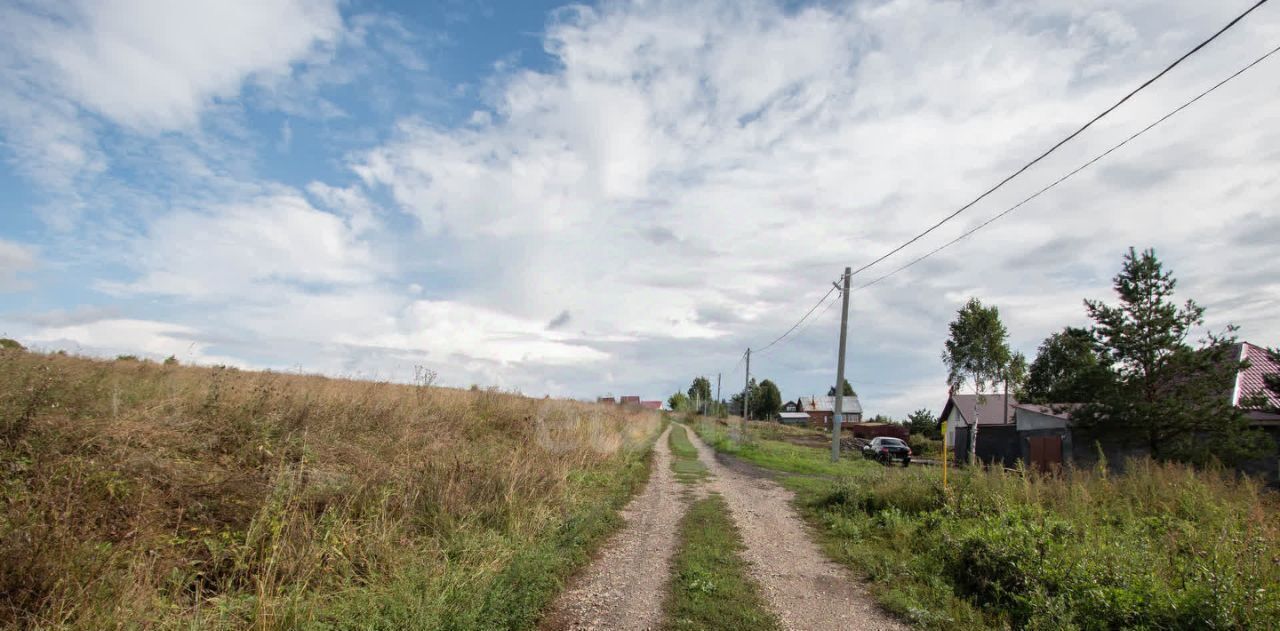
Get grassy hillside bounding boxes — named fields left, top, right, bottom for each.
left=0, top=349, right=660, bottom=629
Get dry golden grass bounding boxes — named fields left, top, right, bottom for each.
left=0, top=349, right=660, bottom=629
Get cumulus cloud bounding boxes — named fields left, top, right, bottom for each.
left=106, top=193, right=385, bottom=299
left=21, top=317, right=244, bottom=366
left=6, top=0, right=343, bottom=131
left=351, top=0, right=1280, bottom=412
left=3, top=0, right=1279, bottom=413
left=0, top=239, right=37, bottom=290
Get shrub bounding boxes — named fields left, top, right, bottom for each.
left=906, top=434, right=942, bottom=457
left=0, top=338, right=24, bottom=351
left=804, top=454, right=1280, bottom=629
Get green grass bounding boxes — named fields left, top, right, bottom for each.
left=0, top=348, right=664, bottom=629
left=693, top=418, right=1280, bottom=630
left=693, top=419, right=869, bottom=477
left=661, top=494, right=781, bottom=631
left=669, top=425, right=708, bottom=484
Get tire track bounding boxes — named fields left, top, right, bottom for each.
left=687, top=425, right=907, bottom=631
left=542, top=425, right=685, bottom=630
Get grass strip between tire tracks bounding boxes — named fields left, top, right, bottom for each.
left=660, top=493, right=781, bottom=631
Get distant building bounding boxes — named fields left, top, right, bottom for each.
left=597, top=396, right=616, bottom=404
left=620, top=395, right=641, bottom=406
left=778, top=411, right=810, bottom=426
left=797, top=395, right=863, bottom=429
left=782, top=400, right=799, bottom=413
left=640, top=400, right=662, bottom=410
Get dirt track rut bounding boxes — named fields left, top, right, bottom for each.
left=542, top=426, right=683, bottom=630
left=543, top=423, right=904, bottom=630
left=688, top=426, right=906, bottom=631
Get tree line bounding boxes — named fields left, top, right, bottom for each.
left=942, top=247, right=1274, bottom=467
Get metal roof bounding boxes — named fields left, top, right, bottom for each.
left=943, top=393, right=1017, bottom=426
left=1234, top=342, right=1280, bottom=409
left=797, top=395, right=862, bottom=414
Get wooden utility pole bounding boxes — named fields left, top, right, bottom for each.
left=743, top=348, right=751, bottom=435
left=831, top=267, right=851, bottom=463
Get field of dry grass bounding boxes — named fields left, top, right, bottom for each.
left=0, top=348, right=660, bottom=629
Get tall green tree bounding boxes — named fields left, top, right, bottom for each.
left=753, top=379, right=782, bottom=420
left=1022, top=327, right=1112, bottom=403
left=729, top=378, right=760, bottom=419
left=827, top=379, right=856, bottom=397
left=687, top=376, right=713, bottom=413
left=942, top=298, right=1012, bottom=464
left=1073, top=248, right=1269, bottom=466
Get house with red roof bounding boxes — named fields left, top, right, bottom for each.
left=1232, top=342, right=1280, bottom=484
left=1232, top=342, right=1280, bottom=424
left=942, top=342, right=1280, bottom=478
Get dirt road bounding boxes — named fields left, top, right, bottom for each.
left=541, top=425, right=685, bottom=630
left=543, top=423, right=904, bottom=630
left=688, top=428, right=907, bottom=631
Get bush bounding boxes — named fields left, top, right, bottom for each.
left=0, top=338, right=24, bottom=351
left=803, top=456, right=1280, bottom=629
left=906, top=434, right=942, bottom=457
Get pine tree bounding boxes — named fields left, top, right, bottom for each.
left=1073, top=248, right=1269, bottom=466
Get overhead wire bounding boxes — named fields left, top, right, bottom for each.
left=844, top=0, right=1273, bottom=282
left=706, top=1, right=1275, bottom=390
left=738, top=36, right=1280, bottom=363
left=853, top=40, right=1280, bottom=293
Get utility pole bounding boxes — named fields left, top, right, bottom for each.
left=743, top=348, right=751, bottom=437
left=715, top=373, right=721, bottom=416
left=831, top=267, right=851, bottom=463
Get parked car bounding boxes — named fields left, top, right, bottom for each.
left=862, top=436, right=912, bottom=467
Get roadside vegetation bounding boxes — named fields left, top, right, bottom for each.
left=660, top=493, right=781, bottom=631
left=693, top=417, right=1280, bottom=630
left=661, top=423, right=779, bottom=630
left=668, top=424, right=707, bottom=484
left=0, top=349, right=660, bottom=629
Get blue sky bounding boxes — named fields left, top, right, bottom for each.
left=1, top=0, right=1279, bottom=417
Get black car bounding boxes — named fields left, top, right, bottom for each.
left=862, top=437, right=912, bottom=466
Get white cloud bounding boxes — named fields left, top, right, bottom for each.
left=11, top=0, right=343, bottom=131
left=0, top=239, right=38, bottom=290
left=107, top=192, right=384, bottom=299
left=351, top=0, right=1280, bottom=413
left=21, top=318, right=244, bottom=366
left=0, top=0, right=346, bottom=226
left=4, top=0, right=1280, bottom=414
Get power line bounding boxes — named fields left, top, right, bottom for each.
left=846, top=0, right=1273, bottom=281
left=854, top=40, right=1280, bottom=293
left=753, top=282, right=839, bottom=354
left=747, top=36, right=1280, bottom=358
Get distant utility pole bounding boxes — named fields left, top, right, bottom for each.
left=716, top=372, right=721, bottom=415
left=831, top=267, right=851, bottom=463
left=743, top=348, right=751, bottom=436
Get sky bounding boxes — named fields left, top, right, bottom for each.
left=1, top=0, right=1278, bottom=418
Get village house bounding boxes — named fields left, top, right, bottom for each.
left=797, top=395, right=863, bottom=429
left=941, top=341, right=1280, bottom=482
left=778, top=411, right=811, bottom=426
